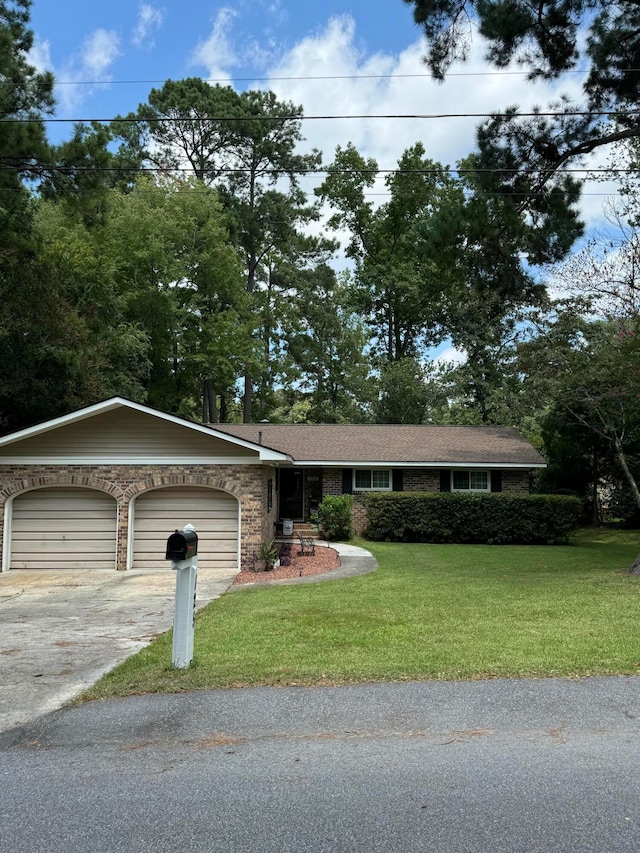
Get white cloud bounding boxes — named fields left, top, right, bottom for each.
left=29, top=38, right=53, bottom=74
left=185, top=12, right=613, bottom=252
left=432, top=345, right=467, bottom=367
left=258, top=16, right=608, bottom=235
left=132, top=4, right=165, bottom=49
left=56, top=29, right=121, bottom=112
left=190, top=7, right=239, bottom=83
left=80, top=29, right=121, bottom=77
left=265, top=16, right=582, bottom=171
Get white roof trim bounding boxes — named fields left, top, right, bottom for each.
left=0, top=397, right=290, bottom=462
left=291, top=461, right=546, bottom=469
left=0, top=456, right=277, bottom=465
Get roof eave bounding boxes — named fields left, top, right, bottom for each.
left=286, top=460, right=546, bottom=468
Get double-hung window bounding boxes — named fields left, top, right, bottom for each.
left=354, top=469, right=392, bottom=490
left=452, top=470, right=490, bottom=492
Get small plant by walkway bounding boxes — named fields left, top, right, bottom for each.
left=81, top=529, right=640, bottom=701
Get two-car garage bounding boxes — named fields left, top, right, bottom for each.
left=7, top=486, right=239, bottom=572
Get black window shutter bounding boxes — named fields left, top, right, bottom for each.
left=392, top=469, right=404, bottom=492
left=491, top=470, right=502, bottom=492
left=439, top=470, right=451, bottom=492
left=342, top=468, right=353, bottom=494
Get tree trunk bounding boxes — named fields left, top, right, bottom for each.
left=630, top=553, right=640, bottom=576
left=591, top=444, right=600, bottom=525
left=202, top=380, right=218, bottom=424
left=243, top=375, right=252, bottom=423
left=614, top=436, right=640, bottom=511
left=613, top=437, right=640, bottom=575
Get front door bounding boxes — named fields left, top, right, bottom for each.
left=279, top=469, right=304, bottom=520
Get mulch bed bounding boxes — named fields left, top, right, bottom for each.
left=233, top=542, right=341, bottom=585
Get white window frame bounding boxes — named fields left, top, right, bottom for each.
left=353, top=469, right=392, bottom=491
left=451, top=470, right=491, bottom=492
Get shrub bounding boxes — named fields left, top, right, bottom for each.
left=363, top=492, right=581, bottom=545
left=318, top=494, right=354, bottom=540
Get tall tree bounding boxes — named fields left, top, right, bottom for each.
left=520, top=305, right=640, bottom=526
left=0, top=1, right=89, bottom=431
left=34, top=176, right=248, bottom=420
left=285, top=266, right=374, bottom=423
left=317, top=142, right=457, bottom=363
left=319, top=142, right=553, bottom=422
left=0, top=0, right=53, bottom=240
left=403, top=0, right=617, bottom=240
left=114, top=82, right=325, bottom=422
left=374, top=358, right=447, bottom=424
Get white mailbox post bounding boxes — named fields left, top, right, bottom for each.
left=165, top=524, right=198, bottom=669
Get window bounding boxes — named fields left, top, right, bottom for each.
left=267, top=478, right=273, bottom=512
left=452, top=470, right=490, bottom=491
left=354, top=469, right=391, bottom=490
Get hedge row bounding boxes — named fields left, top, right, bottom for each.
left=363, top=492, right=582, bottom=545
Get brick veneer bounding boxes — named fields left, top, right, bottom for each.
left=0, top=463, right=273, bottom=571
left=1, top=463, right=533, bottom=569
left=320, top=467, right=531, bottom=535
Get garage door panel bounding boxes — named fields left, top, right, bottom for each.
left=136, top=510, right=238, bottom=522
left=133, top=488, right=239, bottom=571
left=134, top=537, right=237, bottom=554
left=12, top=517, right=116, bottom=533
left=10, top=557, right=115, bottom=570
left=10, top=488, right=117, bottom=570
left=14, top=537, right=115, bottom=553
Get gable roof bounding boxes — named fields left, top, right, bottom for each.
left=213, top=423, right=546, bottom=468
left=0, top=398, right=289, bottom=463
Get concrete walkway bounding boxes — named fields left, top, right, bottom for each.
left=0, top=543, right=377, bottom=733
left=229, top=540, right=378, bottom=589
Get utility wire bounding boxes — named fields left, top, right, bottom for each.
left=52, top=68, right=640, bottom=86
left=5, top=165, right=636, bottom=175
left=4, top=109, right=640, bottom=124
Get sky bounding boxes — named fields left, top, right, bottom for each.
left=28, top=0, right=620, bottom=362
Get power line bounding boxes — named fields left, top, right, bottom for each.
left=52, top=68, right=636, bottom=86
left=4, top=109, right=640, bottom=125
left=7, top=165, right=636, bottom=175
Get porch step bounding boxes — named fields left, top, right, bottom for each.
left=292, top=523, right=320, bottom=540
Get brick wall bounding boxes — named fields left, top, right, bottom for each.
left=403, top=470, right=441, bottom=491
left=500, top=470, right=530, bottom=492
left=0, top=463, right=269, bottom=572
left=320, top=467, right=532, bottom=536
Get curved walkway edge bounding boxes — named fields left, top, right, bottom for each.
left=227, top=542, right=378, bottom=591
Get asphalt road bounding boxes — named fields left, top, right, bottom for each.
left=1, top=677, right=639, bottom=852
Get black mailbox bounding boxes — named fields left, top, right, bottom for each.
left=165, top=528, right=198, bottom=561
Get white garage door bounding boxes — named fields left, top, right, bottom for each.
left=132, top=487, right=239, bottom=570
left=10, top=488, right=118, bottom=570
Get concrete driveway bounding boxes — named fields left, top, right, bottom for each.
left=0, top=567, right=237, bottom=733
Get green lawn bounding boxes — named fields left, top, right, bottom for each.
left=81, top=529, right=640, bottom=701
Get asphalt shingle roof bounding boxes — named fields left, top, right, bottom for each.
left=212, top=423, right=545, bottom=466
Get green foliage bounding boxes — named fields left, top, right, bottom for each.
left=115, top=80, right=328, bottom=422
left=257, top=538, right=280, bottom=569
left=520, top=307, right=640, bottom=513
left=33, top=175, right=248, bottom=420
left=363, top=491, right=581, bottom=544
left=318, top=494, right=354, bottom=541
left=0, top=0, right=54, bottom=240
left=317, top=142, right=456, bottom=362
left=402, top=0, right=632, bottom=232
left=374, top=357, right=445, bottom=423
left=285, top=266, right=374, bottom=423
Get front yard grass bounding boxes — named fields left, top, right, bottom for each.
left=81, top=529, right=640, bottom=700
